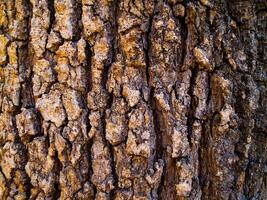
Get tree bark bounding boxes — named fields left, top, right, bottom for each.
left=0, top=0, right=266, bottom=199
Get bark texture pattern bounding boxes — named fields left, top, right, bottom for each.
left=0, top=0, right=266, bottom=199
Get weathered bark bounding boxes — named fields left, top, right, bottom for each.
left=0, top=0, right=266, bottom=199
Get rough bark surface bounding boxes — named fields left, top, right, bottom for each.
left=0, top=0, right=266, bottom=199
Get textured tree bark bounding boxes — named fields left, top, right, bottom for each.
left=0, top=0, right=266, bottom=199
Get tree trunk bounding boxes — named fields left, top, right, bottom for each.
left=0, top=0, right=266, bottom=199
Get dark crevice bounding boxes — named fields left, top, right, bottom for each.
left=100, top=1, right=119, bottom=199
left=102, top=0, right=119, bottom=92
left=206, top=72, right=213, bottom=108
left=86, top=134, right=97, bottom=198
left=198, top=119, right=210, bottom=198
left=18, top=43, right=34, bottom=108
left=85, top=41, right=93, bottom=92
left=53, top=150, right=62, bottom=200
left=12, top=1, right=34, bottom=199
left=80, top=36, right=94, bottom=196
left=152, top=95, right=176, bottom=200
left=187, top=68, right=198, bottom=147
left=180, top=20, right=189, bottom=72
left=159, top=154, right=176, bottom=200
left=47, top=0, right=55, bottom=34
left=101, top=109, right=118, bottom=200
left=108, top=144, right=119, bottom=200
left=74, top=0, right=83, bottom=41
left=144, top=2, right=167, bottom=198
left=149, top=88, right=163, bottom=160
left=25, top=176, right=33, bottom=200
left=144, top=3, right=154, bottom=87
left=174, top=2, right=188, bottom=72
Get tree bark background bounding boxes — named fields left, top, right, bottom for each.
left=0, top=0, right=266, bottom=199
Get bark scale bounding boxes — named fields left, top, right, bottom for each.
left=0, top=0, right=266, bottom=200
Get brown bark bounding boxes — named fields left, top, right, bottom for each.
left=0, top=0, right=266, bottom=199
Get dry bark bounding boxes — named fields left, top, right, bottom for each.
left=0, top=0, right=266, bottom=199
